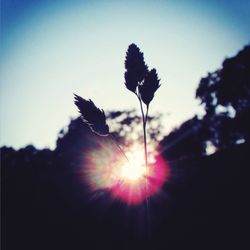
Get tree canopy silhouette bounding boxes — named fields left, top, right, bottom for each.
left=196, top=45, right=250, bottom=149
left=159, top=45, right=250, bottom=160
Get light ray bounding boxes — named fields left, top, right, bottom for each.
left=81, top=140, right=170, bottom=205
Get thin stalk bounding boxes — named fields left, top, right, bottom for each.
left=137, top=93, right=145, bottom=124
left=143, top=117, right=148, bottom=168
left=109, top=133, right=130, bottom=164
left=143, top=104, right=151, bottom=242
left=136, top=92, right=151, bottom=241
left=137, top=94, right=147, bottom=168
left=145, top=104, right=149, bottom=124
left=143, top=105, right=149, bottom=168
left=143, top=103, right=149, bottom=232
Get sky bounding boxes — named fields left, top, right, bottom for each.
left=0, top=0, right=249, bottom=149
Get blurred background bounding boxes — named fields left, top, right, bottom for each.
left=1, top=1, right=250, bottom=250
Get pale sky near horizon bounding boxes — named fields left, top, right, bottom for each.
left=1, top=0, right=249, bottom=149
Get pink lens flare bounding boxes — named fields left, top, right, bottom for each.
left=81, top=140, right=170, bottom=205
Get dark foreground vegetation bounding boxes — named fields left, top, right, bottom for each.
left=1, top=45, right=250, bottom=249
left=2, top=141, right=249, bottom=250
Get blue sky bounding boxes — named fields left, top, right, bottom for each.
left=1, top=0, right=249, bottom=149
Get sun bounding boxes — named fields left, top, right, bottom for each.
left=83, top=140, right=170, bottom=205
left=120, top=146, right=148, bottom=182
left=121, top=162, right=147, bottom=181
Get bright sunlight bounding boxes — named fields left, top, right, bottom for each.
left=121, top=144, right=148, bottom=182
left=83, top=141, right=170, bottom=205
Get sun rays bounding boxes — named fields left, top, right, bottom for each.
left=81, top=140, right=170, bottom=205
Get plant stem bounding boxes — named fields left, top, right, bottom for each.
left=145, top=104, right=149, bottom=124
left=137, top=94, right=151, bottom=241
left=137, top=94, right=148, bottom=169
left=137, top=94, right=145, bottom=124
left=143, top=116, right=148, bottom=169
left=143, top=103, right=151, bottom=242
left=143, top=105, right=149, bottom=168
left=109, top=133, right=130, bottom=164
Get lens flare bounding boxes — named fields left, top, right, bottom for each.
left=82, top=140, right=170, bottom=205
left=121, top=162, right=147, bottom=181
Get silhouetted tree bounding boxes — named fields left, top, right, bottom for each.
left=160, top=116, right=206, bottom=160
left=196, top=45, right=250, bottom=149
left=55, top=117, right=95, bottom=163
left=160, top=45, right=250, bottom=159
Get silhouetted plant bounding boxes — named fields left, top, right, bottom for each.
left=124, top=43, right=161, bottom=169
left=56, top=110, right=163, bottom=162
left=74, top=94, right=109, bottom=136
left=139, top=68, right=160, bottom=106
left=74, top=95, right=129, bottom=161
left=124, top=44, right=148, bottom=93
left=74, top=43, right=162, bottom=170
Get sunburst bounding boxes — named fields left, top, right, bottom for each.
left=82, top=141, right=170, bottom=205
